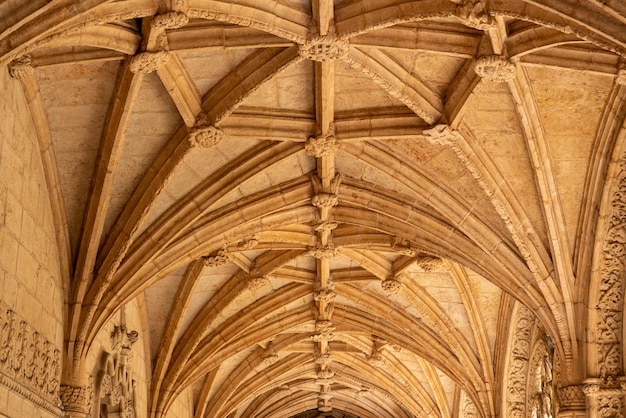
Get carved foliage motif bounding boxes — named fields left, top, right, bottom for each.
left=456, top=0, right=493, bottom=30
left=305, top=134, right=339, bottom=158
left=0, top=302, right=60, bottom=403
left=298, top=34, right=350, bottom=62
left=598, top=395, right=624, bottom=418
left=597, top=158, right=626, bottom=377
left=506, top=305, right=535, bottom=418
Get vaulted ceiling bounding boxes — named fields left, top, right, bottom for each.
left=2, top=1, right=626, bottom=417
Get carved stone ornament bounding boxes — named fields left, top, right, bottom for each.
left=129, top=50, right=170, bottom=74
left=278, top=385, right=291, bottom=396
left=188, top=124, right=224, bottom=148
left=315, top=350, right=333, bottom=367
left=204, top=249, right=230, bottom=267
left=473, top=55, right=517, bottom=82
left=59, top=384, right=88, bottom=411
left=96, top=324, right=139, bottom=418
left=558, top=385, right=585, bottom=411
left=314, top=288, right=337, bottom=304
left=247, top=270, right=270, bottom=291
left=596, top=158, right=626, bottom=377
left=298, top=34, right=350, bottom=62
left=151, top=11, right=189, bottom=30
left=237, top=236, right=259, bottom=250
left=416, top=255, right=445, bottom=272
left=312, top=193, right=339, bottom=208
left=506, top=305, right=535, bottom=418
left=317, top=369, right=335, bottom=379
left=381, top=278, right=402, bottom=295
left=305, top=134, right=339, bottom=158
left=456, top=0, right=494, bottom=30
left=0, top=301, right=61, bottom=406
left=315, top=221, right=338, bottom=233
left=356, top=386, right=370, bottom=396
left=8, top=55, right=34, bottom=80
left=308, top=243, right=338, bottom=259
left=311, top=320, right=335, bottom=342
left=422, top=124, right=455, bottom=147
left=315, top=377, right=334, bottom=386
left=392, top=236, right=416, bottom=257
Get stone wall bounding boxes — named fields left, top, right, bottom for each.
left=0, top=68, right=65, bottom=415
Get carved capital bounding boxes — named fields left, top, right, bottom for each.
left=129, top=50, right=169, bottom=74
left=59, top=384, right=88, bottom=411
left=8, top=55, right=34, bottom=80
left=473, top=55, right=516, bottom=82
left=299, top=34, right=349, bottom=62
left=381, top=278, right=402, bottom=295
left=152, top=11, right=189, bottom=29
left=305, top=134, right=339, bottom=158
left=559, top=385, right=586, bottom=410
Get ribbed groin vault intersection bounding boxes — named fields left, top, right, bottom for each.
left=1, top=0, right=626, bottom=417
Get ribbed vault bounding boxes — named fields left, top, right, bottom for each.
left=3, top=0, right=626, bottom=417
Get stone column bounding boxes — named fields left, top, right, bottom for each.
left=582, top=377, right=626, bottom=418
left=558, top=385, right=587, bottom=418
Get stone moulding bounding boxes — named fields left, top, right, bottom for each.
left=473, top=55, right=516, bottom=82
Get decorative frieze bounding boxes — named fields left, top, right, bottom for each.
left=298, top=34, right=349, bottom=62
left=0, top=302, right=61, bottom=405
left=473, top=55, right=517, bottom=82
left=8, top=55, right=34, bottom=80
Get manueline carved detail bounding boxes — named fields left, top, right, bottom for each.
left=558, top=385, right=585, bottom=410
left=456, top=0, right=494, bottom=30
left=0, top=302, right=61, bottom=404
left=204, top=249, right=230, bottom=267
left=506, top=305, right=535, bottom=418
left=299, top=33, right=349, bottom=62
left=152, top=11, right=189, bottom=30
left=129, top=50, right=170, bottom=74
left=8, top=55, right=34, bottom=80
left=306, top=133, right=339, bottom=158
left=474, top=55, right=517, bottom=82
left=597, top=158, right=626, bottom=377
left=247, top=269, right=270, bottom=291
left=381, top=277, right=402, bottom=295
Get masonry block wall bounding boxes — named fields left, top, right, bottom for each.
left=0, top=67, right=65, bottom=416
